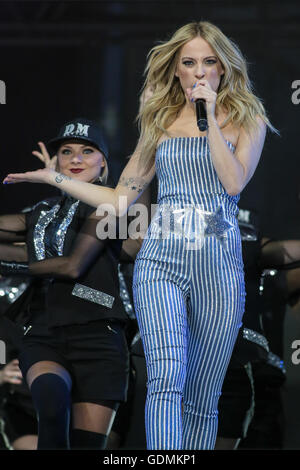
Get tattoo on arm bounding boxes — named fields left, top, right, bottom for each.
left=55, top=173, right=72, bottom=184
left=118, top=177, right=148, bottom=193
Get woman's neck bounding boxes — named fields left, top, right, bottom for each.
left=180, top=101, right=196, bottom=118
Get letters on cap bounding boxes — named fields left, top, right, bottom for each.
left=63, top=123, right=90, bottom=138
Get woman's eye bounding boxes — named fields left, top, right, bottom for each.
left=83, top=148, right=94, bottom=154
left=61, top=149, right=71, bottom=155
left=205, top=59, right=217, bottom=65
left=183, top=60, right=194, bottom=66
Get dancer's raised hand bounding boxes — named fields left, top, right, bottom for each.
left=32, top=141, right=57, bottom=170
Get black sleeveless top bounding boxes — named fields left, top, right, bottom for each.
left=24, top=180, right=127, bottom=328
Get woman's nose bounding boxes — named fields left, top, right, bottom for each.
left=195, top=65, right=205, bottom=79
left=70, top=152, right=83, bottom=163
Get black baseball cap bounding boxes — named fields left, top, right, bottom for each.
left=47, top=118, right=109, bottom=158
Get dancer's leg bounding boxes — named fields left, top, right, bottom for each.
left=70, top=402, right=117, bottom=449
left=27, top=361, right=72, bottom=449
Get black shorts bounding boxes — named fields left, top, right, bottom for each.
left=19, top=319, right=129, bottom=405
left=217, top=362, right=255, bottom=439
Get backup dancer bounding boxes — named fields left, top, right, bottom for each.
left=1, top=119, right=129, bottom=449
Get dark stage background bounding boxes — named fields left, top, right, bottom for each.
left=0, top=0, right=300, bottom=449
left=0, top=0, right=299, bottom=238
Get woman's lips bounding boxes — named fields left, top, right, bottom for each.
left=70, top=169, right=84, bottom=174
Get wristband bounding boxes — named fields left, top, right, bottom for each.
left=0, top=260, right=29, bottom=276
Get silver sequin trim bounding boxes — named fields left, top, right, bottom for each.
left=26, top=200, right=52, bottom=212
left=243, top=328, right=269, bottom=352
left=118, top=264, right=135, bottom=319
left=267, top=351, right=286, bottom=373
left=33, top=200, right=79, bottom=260
left=72, top=283, right=115, bottom=308
left=55, top=200, right=79, bottom=256
left=33, top=204, right=60, bottom=260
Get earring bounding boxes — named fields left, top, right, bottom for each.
left=98, top=175, right=103, bottom=183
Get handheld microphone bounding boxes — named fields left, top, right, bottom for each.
left=196, top=99, right=207, bottom=131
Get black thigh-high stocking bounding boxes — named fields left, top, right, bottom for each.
left=70, top=429, right=107, bottom=450
left=30, top=373, right=71, bottom=449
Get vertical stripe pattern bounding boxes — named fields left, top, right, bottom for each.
left=132, top=137, right=245, bottom=449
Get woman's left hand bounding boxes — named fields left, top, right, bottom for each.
left=186, top=80, right=217, bottom=117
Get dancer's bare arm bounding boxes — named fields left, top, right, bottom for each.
left=0, top=242, right=27, bottom=262
left=261, top=239, right=300, bottom=269
left=0, top=214, right=27, bottom=242
left=4, top=147, right=156, bottom=217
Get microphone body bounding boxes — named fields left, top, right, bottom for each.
left=196, top=99, right=207, bottom=131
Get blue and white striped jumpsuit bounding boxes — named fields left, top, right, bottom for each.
left=132, top=136, right=245, bottom=449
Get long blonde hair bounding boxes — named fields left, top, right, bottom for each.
left=137, top=21, right=278, bottom=172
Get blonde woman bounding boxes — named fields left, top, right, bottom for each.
left=4, top=21, right=278, bottom=449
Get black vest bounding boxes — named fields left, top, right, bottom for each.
left=24, top=181, right=127, bottom=328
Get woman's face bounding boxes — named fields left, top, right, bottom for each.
left=57, top=140, right=105, bottom=183
left=175, top=36, right=224, bottom=99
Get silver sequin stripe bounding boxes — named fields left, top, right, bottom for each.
left=72, top=283, right=115, bottom=308
left=22, top=199, right=52, bottom=213
left=118, top=264, right=136, bottom=319
left=267, top=351, right=286, bottom=374
left=33, top=200, right=79, bottom=261
left=242, top=328, right=269, bottom=352
left=34, top=205, right=60, bottom=260
left=55, top=200, right=79, bottom=255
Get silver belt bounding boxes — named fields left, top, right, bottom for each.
left=149, top=204, right=234, bottom=249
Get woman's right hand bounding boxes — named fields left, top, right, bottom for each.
left=0, top=359, right=23, bottom=385
left=3, top=167, right=54, bottom=185
left=32, top=141, right=58, bottom=170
